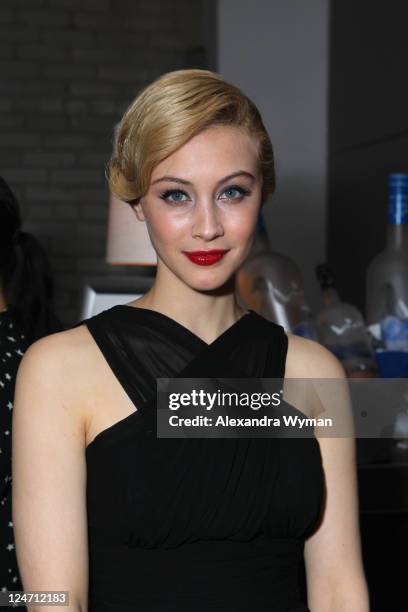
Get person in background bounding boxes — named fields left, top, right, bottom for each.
left=0, top=177, right=63, bottom=593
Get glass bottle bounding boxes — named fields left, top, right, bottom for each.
left=366, top=173, right=408, bottom=351
left=314, top=263, right=379, bottom=378
left=235, top=210, right=317, bottom=338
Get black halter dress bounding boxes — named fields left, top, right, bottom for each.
left=76, top=305, right=324, bottom=611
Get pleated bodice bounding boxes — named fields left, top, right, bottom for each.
left=76, top=305, right=324, bottom=611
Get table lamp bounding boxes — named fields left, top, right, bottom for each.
left=106, top=191, right=157, bottom=266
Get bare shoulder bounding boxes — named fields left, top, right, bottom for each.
left=285, top=331, right=347, bottom=379
left=22, top=322, right=91, bottom=358
left=18, top=323, right=94, bottom=385
left=15, top=323, right=97, bottom=427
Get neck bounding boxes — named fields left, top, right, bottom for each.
left=386, top=223, right=408, bottom=250
left=129, top=263, right=247, bottom=344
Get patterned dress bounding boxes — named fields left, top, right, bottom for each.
left=0, top=306, right=30, bottom=593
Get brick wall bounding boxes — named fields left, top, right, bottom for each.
left=0, top=0, right=210, bottom=326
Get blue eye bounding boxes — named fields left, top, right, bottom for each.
left=221, top=185, right=250, bottom=200
left=159, top=185, right=251, bottom=205
left=159, top=189, right=189, bottom=204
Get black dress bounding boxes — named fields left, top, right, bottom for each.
left=78, top=305, right=324, bottom=611
left=0, top=306, right=30, bottom=593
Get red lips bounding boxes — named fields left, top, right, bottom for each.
left=182, top=249, right=229, bottom=266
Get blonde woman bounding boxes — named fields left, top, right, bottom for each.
left=12, top=69, right=369, bottom=611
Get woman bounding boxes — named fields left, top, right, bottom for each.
left=12, top=69, right=369, bottom=611
left=0, top=177, right=62, bottom=594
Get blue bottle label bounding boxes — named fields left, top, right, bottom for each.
left=388, top=173, right=408, bottom=224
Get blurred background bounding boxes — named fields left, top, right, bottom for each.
left=0, top=0, right=216, bottom=324
left=1, top=0, right=408, bottom=609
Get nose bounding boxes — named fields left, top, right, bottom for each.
left=191, top=200, right=224, bottom=241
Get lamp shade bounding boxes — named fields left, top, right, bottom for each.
left=105, top=192, right=157, bottom=266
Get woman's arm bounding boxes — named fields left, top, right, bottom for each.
left=12, top=333, right=88, bottom=612
left=305, top=436, right=369, bottom=611
left=287, top=335, right=370, bottom=611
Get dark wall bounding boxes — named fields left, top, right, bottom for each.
left=0, top=0, right=213, bottom=326
left=329, top=6, right=408, bottom=610
left=328, top=0, right=408, bottom=315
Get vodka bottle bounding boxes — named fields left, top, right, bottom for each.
left=236, top=210, right=317, bottom=338
left=314, top=263, right=378, bottom=378
left=366, top=173, right=408, bottom=351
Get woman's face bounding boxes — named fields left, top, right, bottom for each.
left=132, top=124, right=263, bottom=292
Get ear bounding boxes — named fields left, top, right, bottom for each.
left=129, top=198, right=145, bottom=222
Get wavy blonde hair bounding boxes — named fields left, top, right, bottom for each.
left=107, top=69, right=275, bottom=206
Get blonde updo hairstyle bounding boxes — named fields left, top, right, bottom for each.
left=107, top=69, right=275, bottom=207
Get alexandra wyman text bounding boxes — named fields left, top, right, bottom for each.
left=168, top=415, right=333, bottom=428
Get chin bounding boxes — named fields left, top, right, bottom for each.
left=180, top=268, right=237, bottom=292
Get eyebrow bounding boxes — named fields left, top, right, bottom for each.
left=151, top=170, right=256, bottom=187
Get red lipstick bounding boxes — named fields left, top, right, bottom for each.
left=182, top=249, right=229, bottom=266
